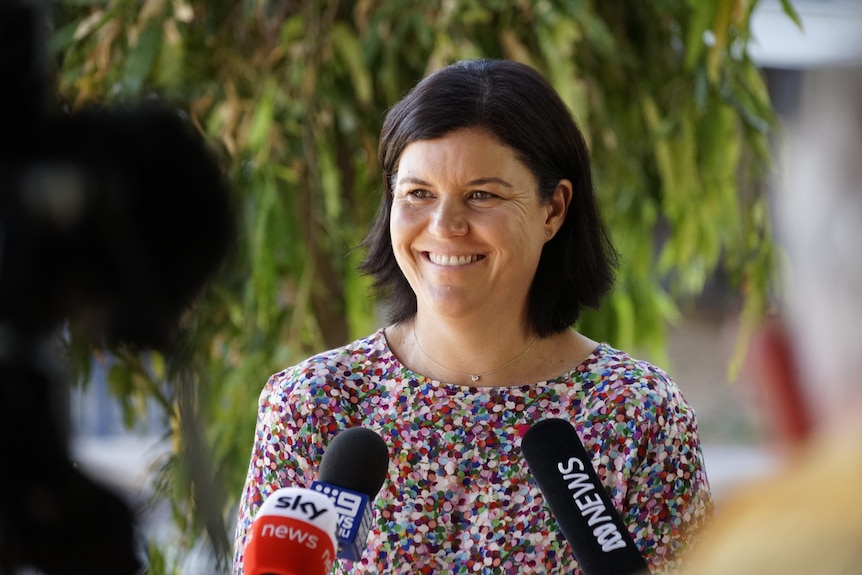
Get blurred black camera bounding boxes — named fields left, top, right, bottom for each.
left=0, top=2, right=232, bottom=573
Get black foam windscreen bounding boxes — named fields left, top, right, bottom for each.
left=521, top=418, right=650, bottom=575
left=318, top=427, right=390, bottom=499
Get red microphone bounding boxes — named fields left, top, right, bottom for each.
left=244, top=487, right=338, bottom=575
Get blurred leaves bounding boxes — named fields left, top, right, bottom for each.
left=49, top=0, right=786, bottom=567
left=780, top=0, right=803, bottom=29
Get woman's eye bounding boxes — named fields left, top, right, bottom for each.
left=469, top=190, right=495, bottom=200
left=408, top=189, right=432, bottom=199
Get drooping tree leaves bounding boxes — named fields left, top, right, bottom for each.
left=49, top=0, right=786, bottom=568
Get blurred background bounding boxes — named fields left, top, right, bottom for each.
left=12, top=0, right=860, bottom=572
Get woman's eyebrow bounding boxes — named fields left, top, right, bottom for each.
left=467, top=177, right=513, bottom=188
left=394, top=176, right=431, bottom=188
left=395, top=176, right=513, bottom=188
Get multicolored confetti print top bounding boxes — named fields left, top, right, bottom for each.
left=233, top=329, right=712, bottom=574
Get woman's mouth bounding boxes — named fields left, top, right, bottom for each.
left=426, top=252, right=484, bottom=266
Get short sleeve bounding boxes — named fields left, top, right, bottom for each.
left=621, top=369, right=713, bottom=573
left=231, top=368, right=320, bottom=575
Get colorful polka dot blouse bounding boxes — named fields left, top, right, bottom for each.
left=233, top=329, right=712, bottom=574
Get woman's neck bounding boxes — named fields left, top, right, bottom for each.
left=386, top=316, right=598, bottom=387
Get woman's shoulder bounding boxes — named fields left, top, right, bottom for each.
left=289, top=328, right=389, bottom=372
left=584, top=343, right=675, bottom=386
left=581, top=343, right=696, bottom=423
left=264, top=329, right=392, bottom=394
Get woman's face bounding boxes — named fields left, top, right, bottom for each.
left=390, top=128, right=569, bottom=323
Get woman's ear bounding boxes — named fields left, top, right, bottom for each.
left=748, top=315, right=813, bottom=449
left=545, top=179, right=573, bottom=233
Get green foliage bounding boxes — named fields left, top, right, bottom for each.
left=142, top=539, right=181, bottom=575
left=49, top=0, right=786, bottom=567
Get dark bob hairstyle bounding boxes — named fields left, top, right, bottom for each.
left=359, top=58, right=618, bottom=337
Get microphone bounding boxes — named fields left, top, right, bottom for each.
left=243, top=487, right=339, bottom=575
left=521, top=418, right=651, bottom=575
left=311, top=427, right=390, bottom=561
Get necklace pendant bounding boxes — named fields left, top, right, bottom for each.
left=471, top=374, right=480, bottom=382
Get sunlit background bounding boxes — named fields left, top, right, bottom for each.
left=59, top=0, right=862, bottom=571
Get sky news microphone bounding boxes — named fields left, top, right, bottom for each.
left=244, top=487, right=338, bottom=575
left=521, top=418, right=651, bottom=575
left=311, top=427, right=390, bottom=562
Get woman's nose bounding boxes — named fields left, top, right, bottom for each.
left=428, top=197, right=468, bottom=237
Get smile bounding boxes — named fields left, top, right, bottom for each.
left=426, top=253, right=484, bottom=266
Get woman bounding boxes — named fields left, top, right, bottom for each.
left=233, top=59, right=712, bottom=574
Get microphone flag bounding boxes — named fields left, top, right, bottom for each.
left=244, top=487, right=338, bottom=575
left=521, top=418, right=650, bottom=575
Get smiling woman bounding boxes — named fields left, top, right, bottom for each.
left=389, top=129, right=563, bottom=341
left=233, top=59, right=713, bottom=575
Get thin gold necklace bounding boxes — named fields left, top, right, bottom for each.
left=412, top=323, right=539, bottom=382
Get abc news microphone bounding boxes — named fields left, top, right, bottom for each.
left=244, top=427, right=389, bottom=574
left=521, top=418, right=651, bottom=575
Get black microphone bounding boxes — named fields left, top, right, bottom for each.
left=310, top=427, right=389, bottom=561
left=521, top=418, right=651, bottom=575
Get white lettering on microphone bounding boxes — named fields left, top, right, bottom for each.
left=595, top=524, right=625, bottom=550
left=556, top=457, right=628, bottom=552
left=558, top=457, right=594, bottom=501
left=313, top=484, right=365, bottom=539
left=332, top=491, right=363, bottom=539
left=260, top=523, right=320, bottom=549
left=321, top=548, right=334, bottom=572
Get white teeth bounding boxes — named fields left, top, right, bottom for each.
left=428, top=253, right=481, bottom=266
